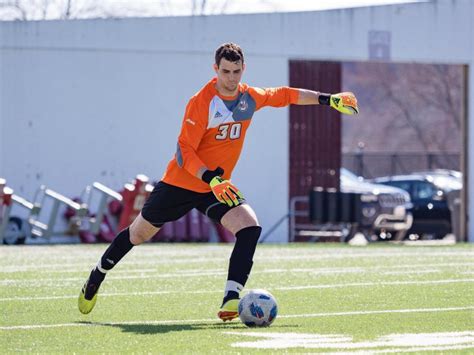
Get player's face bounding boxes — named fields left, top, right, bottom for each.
left=214, top=59, right=245, bottom=95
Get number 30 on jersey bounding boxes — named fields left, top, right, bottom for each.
left=215, top=122, right=242, bottom=140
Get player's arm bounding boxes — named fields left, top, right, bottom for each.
left=250, top=87, right=358, bottom=115
left=296, top=89, right=359, bottom=115
left=176, top=97, right=209, bottom=178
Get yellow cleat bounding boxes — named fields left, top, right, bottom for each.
left=218, top=298, right=240, bottom=322
left=78, top=280, right=98, bottom=314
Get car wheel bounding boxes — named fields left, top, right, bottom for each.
left=3, top=217, right=26, bottom=245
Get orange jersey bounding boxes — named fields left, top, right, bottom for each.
left=162, top=77, right=299, bottom=192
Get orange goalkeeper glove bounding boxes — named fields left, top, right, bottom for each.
left=210, top=176, right=244, bottom=207
left=319, top=92, right=359, bottom=115
left=202, top=167, right=244, bottom=207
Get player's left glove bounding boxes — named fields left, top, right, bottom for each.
left=319, top=92, right=359, bottom=115
left=210, top=177, right=244, bottom=207
left=202, top=167, right=244, bottom=207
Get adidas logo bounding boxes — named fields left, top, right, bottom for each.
left=214, top=111, right=223, bottom=118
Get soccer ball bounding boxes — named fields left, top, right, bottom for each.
left=238, top=289, right=278, bottom=327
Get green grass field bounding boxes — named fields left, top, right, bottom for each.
left=1, top=243, right=473, bottom=353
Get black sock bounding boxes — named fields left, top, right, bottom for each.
left=226, top=226, right=262, bottom=292
left=99, top=228, right=134, bottom=271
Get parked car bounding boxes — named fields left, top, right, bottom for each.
left=340, top=168, right=413, bottom=241
left=412, top=169, right=462, bottom=180
left=372, top=172, right=462, bottom=239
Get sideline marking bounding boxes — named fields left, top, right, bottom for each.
left=1, top=261, right=472, bottom=282
left=1, top=251, right=472, bottom=271
left=1, top=306, right=473, bottom=330
left=1, top=279, right=473, bottom=301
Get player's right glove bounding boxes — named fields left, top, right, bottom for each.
left=202, top=167, right=244, bottom=207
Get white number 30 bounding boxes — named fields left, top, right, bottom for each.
left=215, top=123, right=242, bottom=140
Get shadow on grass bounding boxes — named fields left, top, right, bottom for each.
left=77, top=321, right=294, bottom=334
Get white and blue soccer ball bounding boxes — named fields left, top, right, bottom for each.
left=238, top=289, right=278, bottom=327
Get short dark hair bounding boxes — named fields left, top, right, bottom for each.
left=215, top=43, right=244, bottom=67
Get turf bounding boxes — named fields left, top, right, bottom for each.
left=1, top=243, right=473, bottom=353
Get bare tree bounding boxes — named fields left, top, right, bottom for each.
left=0, top=0, right=28, bottom=20
left=343, top=61, right=463, bottom=157
left=0, top=0, right=287, bottom=20
left=0, top=0, right=112, bottom=20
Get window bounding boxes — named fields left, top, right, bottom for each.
left=413, top=181, right=437, bottom=200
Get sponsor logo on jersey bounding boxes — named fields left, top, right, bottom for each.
left=214, top=111, right=223, bottom=118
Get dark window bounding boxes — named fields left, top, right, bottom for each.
left=385, top=181, right=412, bottom=193
left=413, top=181, right=437, bottom=200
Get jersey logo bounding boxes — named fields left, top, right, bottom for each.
left=185, top=118, right=196, bottom=125
left=214, top=111, right=223, bottom=118
left=238, top=99, right=248, bottom=112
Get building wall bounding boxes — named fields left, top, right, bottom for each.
left=0, top=0, right=472, bottom=242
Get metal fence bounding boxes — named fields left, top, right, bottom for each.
left=343, top=152, right=461, bottom=178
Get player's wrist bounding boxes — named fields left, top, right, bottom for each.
left=202, top=167, right=224, bottom=184
left=318, top=93, right=331, bottom=106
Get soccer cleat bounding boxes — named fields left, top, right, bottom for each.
left=218, top=298, right=240, bottom=322
left=78, top=273, right=102, bottom=314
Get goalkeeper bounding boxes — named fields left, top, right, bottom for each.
left=78, top=42, right=358, bottom=321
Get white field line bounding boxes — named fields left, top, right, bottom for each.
left=25, top=263, right=440, bottom=276
left=276, top=278, right=474, bottom=290
left=1, top=262, right=473, bottom=285
left=326, top=344, right=474, bottom=354
left=225, top=331, right=474, bottom=353
left=1, top=251, right=473, bottom=271
left=1, top=247, right=471, bottom=258
left=1, top=278, right=473, bottom=302
left=277, top=306, right=474, bottom=319
left=1, top=306, right=472, bottom=331
left=1, top=260, right=472, bottom=276
left=379, top=270, right=441, bottom=275
left=0, top=258, right=228, bottom=271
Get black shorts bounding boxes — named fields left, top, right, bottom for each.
left=141, top=181, right=245, bottom=227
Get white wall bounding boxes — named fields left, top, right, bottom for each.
left=1, top=0, right=472, bottom=242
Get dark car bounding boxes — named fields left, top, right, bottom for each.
left=289, top=169, right=412, bottom=242
left=372, top=172, right=462, bottom=239
left=341, top=169, right=413, bottom=241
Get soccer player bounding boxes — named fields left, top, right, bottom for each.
left=78, top=42, right=359, bottom=321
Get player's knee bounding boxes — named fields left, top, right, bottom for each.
left=129, top=215, right=159, bottom=245
left=129, top=230, right=149, bottom=245
left=221, top=204, right=260, bottom=235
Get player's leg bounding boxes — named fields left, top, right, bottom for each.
left=78, top=214, right=160, bottom=314
left=197, top=196, right=261, bottom=321
left=78, top=181, right=197, bottom=314
left=218, top=204, right=261, bottom=320
left=220, top=204, right=260, bottom=298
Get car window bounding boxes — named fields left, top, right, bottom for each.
left=413, top=181, right=437, bottom=200
left=385, top=181, right=412, bottom=193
